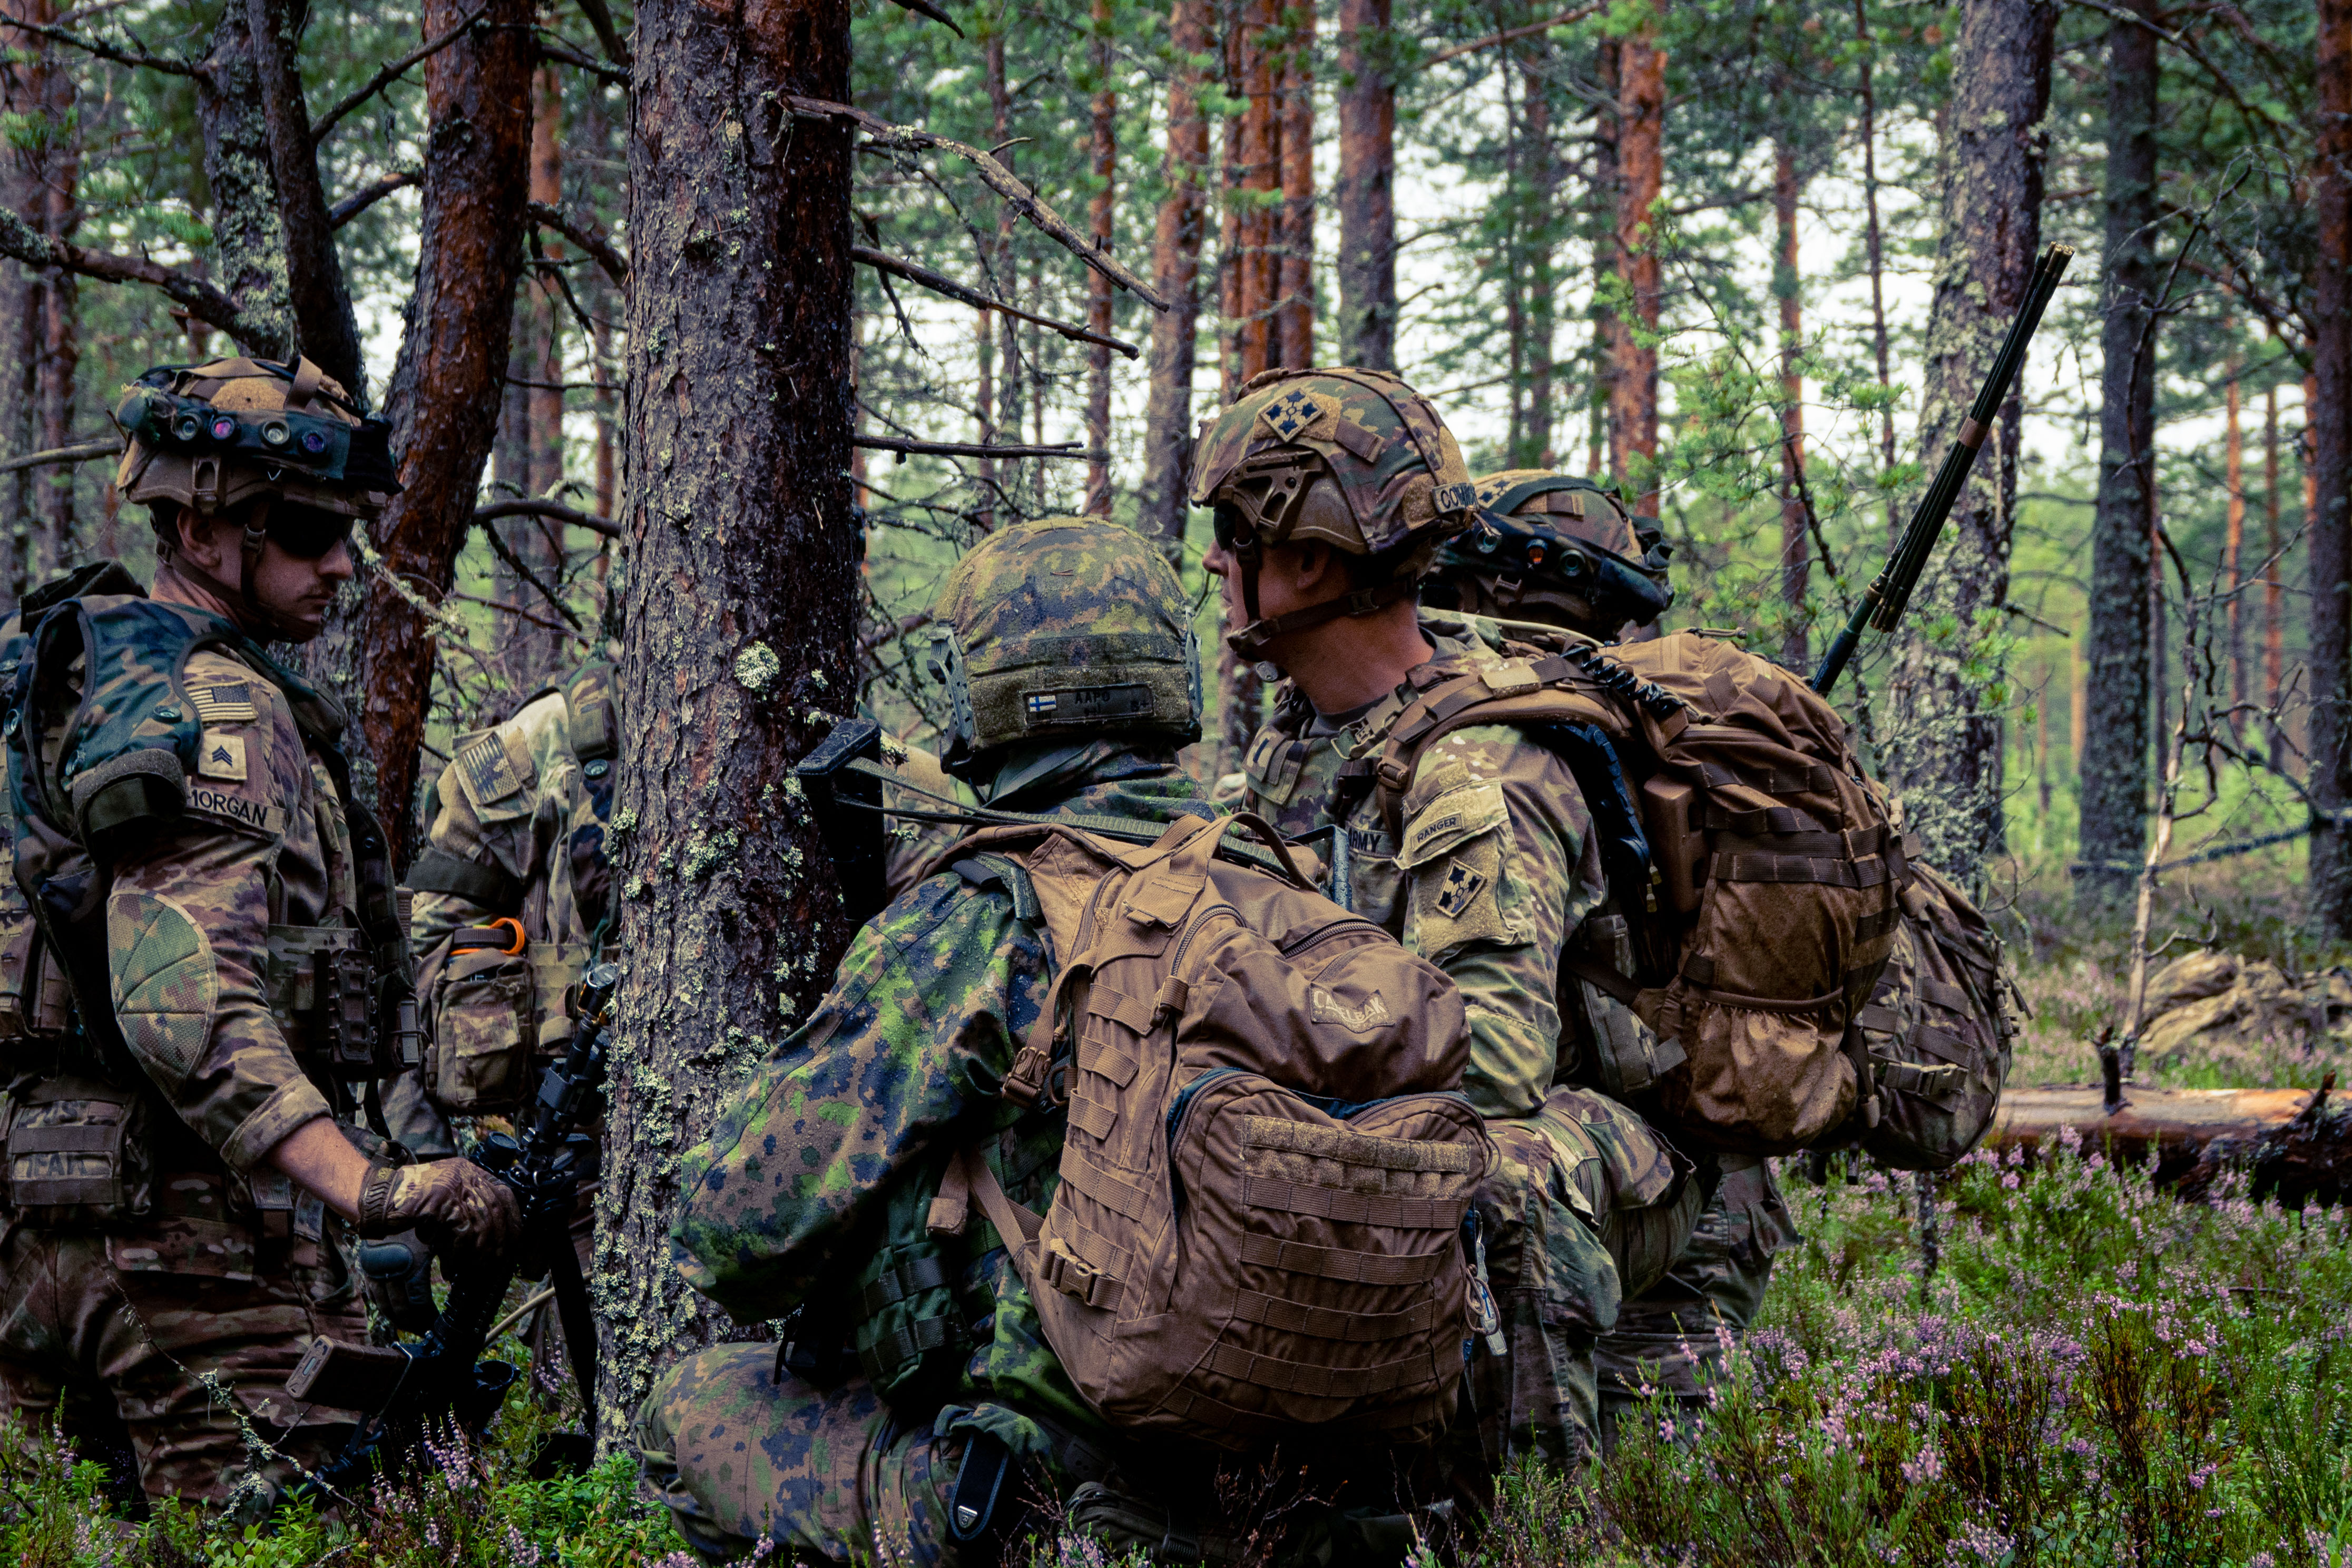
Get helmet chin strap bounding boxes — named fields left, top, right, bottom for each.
left=1224, top=575, right=1415, bottom=663
left=167, top=505, right=299, bottom=641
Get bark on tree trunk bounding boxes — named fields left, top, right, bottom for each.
left=503, top=63, right=570, bottom=695
left=2310, top=0, right=2352, bottom=939
left=1335, top=0, right=1394, bottom=370
left=2226, top=335, right=2245, bottom=705
left=1881, top=0, right=2053, bottom=887
left=0, top=0, right=43, bottom=596
left=2267, top=370, right=2284, bottom=713
left=1522, top=53, right=1556, bottom=468
left=600, top=0, right=859, bottom=1445
left=1590, top=36, right=1618, bottom=481
left=194, top=3, right=297, bottom=359
left=31, top=19, right=73, bottom=574
left=2076, top=0, right=2160, bottom=914
left=310, top=0, right=534, bottom=839
left=244, top=0, right=367, bottom=404
left=1776, top=138, right=1807, bottom=670
left=1139, top=0, right=1207, bottom=558
left=1275, top=7, right=1314, bottom=370
left=1854, top=0, right=1897, bottom=543
left=1085, top=0, right=1115, bottom=517
left=1235, top=0, right=1276, bottom=382
left=1607, top=13, right=1663, bottom=515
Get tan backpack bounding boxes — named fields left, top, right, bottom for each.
left=924, top=814, right=1491, bottom=1453
left=1347, top=630, right=1905, bottom=1155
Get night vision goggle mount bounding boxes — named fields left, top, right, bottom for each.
left=114, top=378, right=401, bottom=498
left=1457, top=506, right=1675, bottom=626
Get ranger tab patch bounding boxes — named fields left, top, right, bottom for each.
left=196, top=731, right=247, bottom=782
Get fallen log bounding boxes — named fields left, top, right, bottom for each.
left=1986, top=1072, right=2347, bottom=1207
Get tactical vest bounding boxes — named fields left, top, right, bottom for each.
left=0, top=562, right=412, bottom=1224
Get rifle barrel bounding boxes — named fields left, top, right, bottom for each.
left=1810, top=241, right=2072, bottom=698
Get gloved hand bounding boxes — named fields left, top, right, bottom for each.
left=357, top=1157, right=522, bottom=1261
left=357, top=1229, right=439, bottom=1334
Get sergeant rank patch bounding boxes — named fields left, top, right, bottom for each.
left=197, top=731, right=247, bottom=782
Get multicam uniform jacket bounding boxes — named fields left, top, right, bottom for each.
left=0, top=584, right=376, bottom=1503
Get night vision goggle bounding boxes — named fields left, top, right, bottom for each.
left=1452, top=508, right=1675, bottom=623
left=113, top=386, right=402, bottom=496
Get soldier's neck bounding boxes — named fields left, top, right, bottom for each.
left=1284, top=603, right=1434, bottom=719
left=152, top=560, right=259, bottom=639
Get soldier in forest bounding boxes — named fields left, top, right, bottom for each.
left=1199, top=373, right=1698, bottom=1475
left=1420, top=468, right=1801, bottom=1446
left=635, top=518, right=1228, bottom=1561
left=0, top=357, right=517, bottom=1512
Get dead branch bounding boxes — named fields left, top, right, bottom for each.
left=529, top=200, right=628, bottom=286
left=571, top=0, right=630, bottom=65
left=312, top=4, right=489, bottom=143
left=856, top=435, right=1101, bottom=462
left=474, top=496, right=621, bottom=538
left=883, top=0, right=963, bottom=32
left=787, top=96, right=1169, bottom=312
left=0, top=14, right=193, bottom=73
left=1992, top=1077, right=2348, bottom=1206
left=330, top=170, right=421, bottom=227
left=536, top=34, right=628, bottom=83
left=476, top=516, right=585, bottom=630
left=0, top=210, right=261, bottom=347
left=1423, top=5, right=1600, bottom=67
left=0, top=437, right=117, bottom=475
left=851, top=245, right=1138, bottom=359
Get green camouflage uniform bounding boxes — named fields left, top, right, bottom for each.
left=1240, top=618, right=1694, bottom=1473
left=641, top=764, right=1203, bottom=1564
left=0, top=591, right=374, bottom=1510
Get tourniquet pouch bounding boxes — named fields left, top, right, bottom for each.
left=428, top=943, right=537, bottom=1113
left=3, top=1075, right=153, bottom=1226
left=528, top=941, right=592, bottom=1055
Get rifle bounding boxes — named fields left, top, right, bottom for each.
left=1810, top=242, right=2074, bottom=698
left=285, top=961, right=619, bottom=1493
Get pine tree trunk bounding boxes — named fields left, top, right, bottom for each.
left=1236, top=0, right=1276, bottom=381
left=0, top=0, right=42, bottom=596
left=505, top=64, right=569, bottom=694
left=2075, top=0, right=2160, bottom=912
left=2267, top=370, right=2284, bottom=713
left=1085, top=0, right=1115, bottom=517
left=2226, top=336, right=2244, bottom=705
left=1275, top=9, right=1314, bottom=370
left=194, top=4, right=296, bottom=358
left=1854, top=0, right=1897, bottom=542
left=244, top=0, right=367, bottom=404
left=322, top=0, right=535, bottom=840
left=1776, top=139, right=1807, bottom=670
left=1139, top=0, right=1208, bottom=557
left=600, top=0, right=859, bottom=1445
left=1522, top=52, right=1556, bottom=468
left=2309, top=0, right=2352, bottom=939
left=1335, top=0, right=1395, bottom=370
left=1607, top=13, right=1663, bottom=514
left=30, top=11, right=73, bottom=576
left=1881, top=0, right=2053, bottom=887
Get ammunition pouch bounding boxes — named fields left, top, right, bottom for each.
left=264, top=925, right=386, bottom=1081
left=0, top=895, right=72, bottom=1043
left=852, top=1237, right=968, bottom=1400
left=1, top=1076, right=153, bottom=1227
left=424, top=936, right=589, bottom=1115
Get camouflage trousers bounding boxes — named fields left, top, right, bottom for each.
left=636, top=1344, right=972, bottom=1565
left=0, top=1183, right=366, bottom=1509
left=1593, top=1153, right=1796, bottom=1445
left=1457, top=1086, right=1697, bottom=1477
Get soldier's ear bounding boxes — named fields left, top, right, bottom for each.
left=171, top=505, right=221, bottom=569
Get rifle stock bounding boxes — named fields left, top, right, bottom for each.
left=1812, top=242, right=2073, bottom=698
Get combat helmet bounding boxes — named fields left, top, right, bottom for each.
left=1424, top=469, right=1674, bottom=636
left=926, top=517, right=1202, bottom=780
left=113, top=355, right=400, bottom=623
left=1188, top=367, right=1477, bottom=660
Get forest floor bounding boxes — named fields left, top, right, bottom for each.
left=5, top=863, right=2347, bottom=1567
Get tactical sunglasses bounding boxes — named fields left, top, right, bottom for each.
left=263, top=502, right=358, bottom=561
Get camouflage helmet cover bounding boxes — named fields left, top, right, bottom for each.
left=1186, top=367, right=1478, bottom=557
left=927, top=517, right=1202, bottom=772
left=113, top=356, right=400, bottom=523
left=1427, top=469, right=1674, bottom=634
